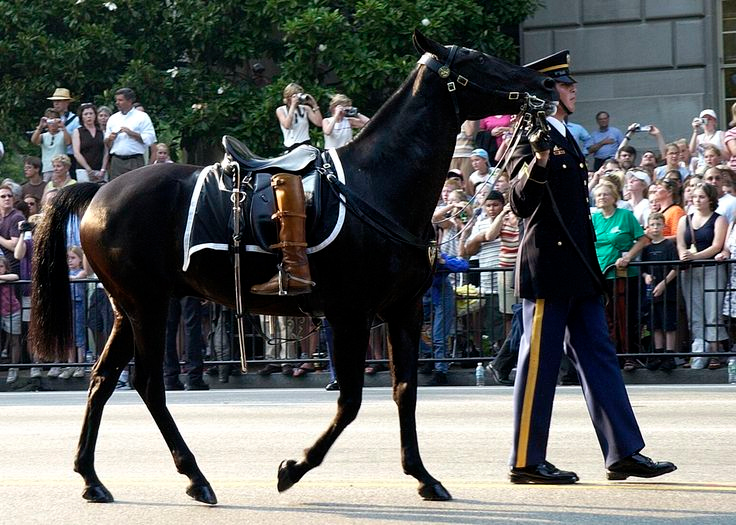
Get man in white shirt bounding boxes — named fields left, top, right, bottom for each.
left=104, top=88, right=157, bottom=179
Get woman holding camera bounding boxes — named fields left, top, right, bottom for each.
left=689, top=109, right=725, bottom=173
left=30, top=109, right=71, bottom=180
left=322, top=93, right=369, bottom=149
left=276, top=83, right=322, bottom=151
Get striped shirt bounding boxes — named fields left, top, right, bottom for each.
left=470, top=215, right=501, bottom=294
left=499, top=215, right=520, bottom=268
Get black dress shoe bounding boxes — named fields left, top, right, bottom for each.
left=487, top=362, right=513, bottom=386
left=186, top=379, right=210, bottom=391
left=606, top=453, right=676, bottom=480
left=509, top=461, right=579, bottom=484
left=165, top=380, right=185, bottom=391
left=324, top=380, right=339, bottom=391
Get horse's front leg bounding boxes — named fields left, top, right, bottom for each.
left=278, top=315, right=371, bottom=492
left=386, top=300, right=452, bottom=501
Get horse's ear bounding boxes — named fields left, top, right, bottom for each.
left=413, top=30, right=446, bottom=59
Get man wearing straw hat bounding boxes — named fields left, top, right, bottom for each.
left=47, top=88, right=80, bottom=173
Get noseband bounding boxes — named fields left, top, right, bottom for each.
left=418, top=47, right=550, bottom=125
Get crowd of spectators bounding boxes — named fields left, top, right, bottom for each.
left=423, top=105, right=736, bottom=385
left=0, top=86, right=182, bottom=386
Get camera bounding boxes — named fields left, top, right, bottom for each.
left=693, top=118, right=703, bottom=127
left=344, top=107, right=359, bottom=117
left=19, top=220, right=35, bottom=232
left=297, top=93, right=309, bottom=103
left=635, top=125, right=652, bottom=133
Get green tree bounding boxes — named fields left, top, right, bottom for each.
left=0, top=0, right=541, bottom=172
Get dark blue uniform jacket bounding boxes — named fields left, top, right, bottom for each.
left=508, top=123, right=605, bottom=300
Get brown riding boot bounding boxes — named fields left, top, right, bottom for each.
left=250, top=173, right=315, bottom=296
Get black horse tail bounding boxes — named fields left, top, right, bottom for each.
left=30, top=183, right=102, bottom=362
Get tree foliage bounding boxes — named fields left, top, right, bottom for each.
left=0, top=0, right=541, bottom=169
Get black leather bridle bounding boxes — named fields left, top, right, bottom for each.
left=417, top=46, right=551, bottom=126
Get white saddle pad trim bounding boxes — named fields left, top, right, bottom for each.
left=182, top=148, right=346, bottom=271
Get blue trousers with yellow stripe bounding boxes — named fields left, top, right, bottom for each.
left=511, top=296, right=645, bottom=469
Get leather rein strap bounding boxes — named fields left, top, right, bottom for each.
left=321, top=153, right=430, bottom=250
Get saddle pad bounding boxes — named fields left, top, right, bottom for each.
left=182, top=149, right=347, bottom=271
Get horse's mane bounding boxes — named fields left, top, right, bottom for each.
left=345, top=64, right=447, bottom=171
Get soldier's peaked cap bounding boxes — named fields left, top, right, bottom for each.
left=524, top=50, right=576, bottom=84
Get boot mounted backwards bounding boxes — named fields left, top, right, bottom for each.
left=250, top=173, right=315, bottom=296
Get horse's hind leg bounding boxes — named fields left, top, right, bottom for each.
left=128, top=302, right=216, bottom=505
left=386, top=302, right=452, bottom=501
left=277, top=315, right=370, bottom=492
left=75, top=307, right=134, bottom=503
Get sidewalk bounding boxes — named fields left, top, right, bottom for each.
left=1, top=365, right=731, bottom=392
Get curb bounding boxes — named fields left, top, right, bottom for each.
left=1, top=367, right=731, bottom=392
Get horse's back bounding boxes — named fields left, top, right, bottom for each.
left=81, top=164, right=203, bottom=291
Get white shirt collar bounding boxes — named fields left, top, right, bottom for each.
left=547, top=116, right=567, bottom=136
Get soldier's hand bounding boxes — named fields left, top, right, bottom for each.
left=529, top=127, right=551, bottom=154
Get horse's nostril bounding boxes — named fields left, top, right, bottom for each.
left=542, top=77, right=556, bottom=90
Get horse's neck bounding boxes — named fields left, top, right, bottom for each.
left=347, top=70, right=459, bottom=231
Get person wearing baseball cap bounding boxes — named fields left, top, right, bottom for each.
left=503, top=49, right=676, bottom=486
left=690, top=108, right=725, bottom=173
left=446, top=168, right=464, bottom=184
left=46, top=88, right=80, bottom=171
left=626, top=168, right=652, bottom=228
left=467, top=148, right=491, bottom=194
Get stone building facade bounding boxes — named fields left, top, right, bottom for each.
left=521, top=1, right=731, bottom=156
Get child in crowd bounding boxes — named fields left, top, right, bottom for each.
left=60, top=246, right=87, bottom=379
left=696, top=144, right=722, bottom=175
left=0, top=256, right=22, bottom=384
left=640, top=212, right=679, bottom=371
left=152, top=143, right=174, bottom=164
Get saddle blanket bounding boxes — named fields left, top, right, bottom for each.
left=182, top=148, right=347, bottom=271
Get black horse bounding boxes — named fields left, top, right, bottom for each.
left=30, top=31, right=555, bottom=505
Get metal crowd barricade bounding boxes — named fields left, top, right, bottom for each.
left=3, top=259, right=736, bottom=377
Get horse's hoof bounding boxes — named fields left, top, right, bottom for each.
left=418, top=481, right=452, bottom=501
left=186, top=482, right=218, bottom=505
left=277, top=459, right=298, bottom=492
left=82, top=484, right=114, bottom=503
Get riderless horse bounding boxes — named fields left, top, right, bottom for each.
left=30, top=31, right=556, bottom=504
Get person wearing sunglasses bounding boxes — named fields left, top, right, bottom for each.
left=0, top=185, right=24, bottom=274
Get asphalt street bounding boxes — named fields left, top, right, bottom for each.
left=0, top=385, right=734, bottom=525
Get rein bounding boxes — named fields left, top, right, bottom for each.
left=322, top=159, right=431, bottom=250
left=433, top=98, right=544, bottom=250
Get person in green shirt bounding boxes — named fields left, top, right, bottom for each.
left=591, top=180, right=650, bottom=371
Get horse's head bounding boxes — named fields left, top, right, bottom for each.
left=413, top=30, right=558, bottom=121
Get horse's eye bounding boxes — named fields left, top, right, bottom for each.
left=476, top=55, right=485, bottom=65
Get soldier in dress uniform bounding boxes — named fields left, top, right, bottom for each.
left=505, top=50, right=677, bottom=484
